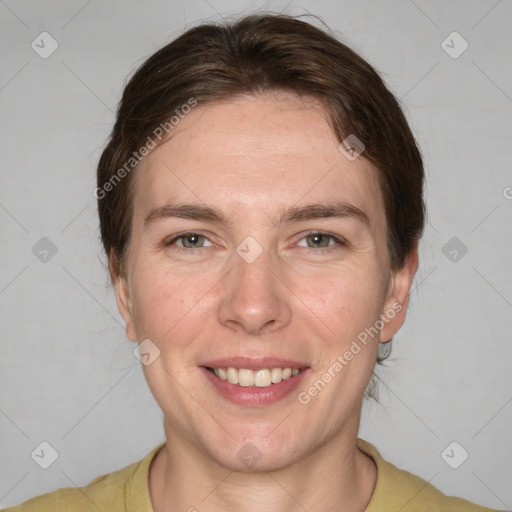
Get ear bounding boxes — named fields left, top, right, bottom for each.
left=109, top=251, right=138, bottom=343
left=379, top=243, right=419, bottom=343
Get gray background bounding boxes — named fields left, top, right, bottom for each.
left=1, top=0, right=511, bottom=509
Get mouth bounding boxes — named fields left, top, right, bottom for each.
left=199, top=359, right=310, bottom=406
left=204, top=366, right=306, bottom=388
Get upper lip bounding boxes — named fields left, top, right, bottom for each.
left=200, top=357, right=309, bottom=370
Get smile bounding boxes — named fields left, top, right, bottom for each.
left=206, top=366, right=302, bottom=388
left=200, top=360, right=310, bottom=406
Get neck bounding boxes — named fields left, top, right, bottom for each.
left=149, top=416, right=377, bottom=512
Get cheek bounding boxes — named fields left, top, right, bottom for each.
left=298, top=261, right=387, bottom=340
left=129, top=258, right=226, bottom=348
left=130, top=262, right=194, bottom=339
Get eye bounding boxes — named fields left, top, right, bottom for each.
left=165, top=232, right=213, bottom=250
left=295, top=231, right=346, bottom=254
left=298, top=233, right=334, bottom=248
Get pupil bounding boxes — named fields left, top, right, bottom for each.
left=311, top=234, right=325, bottom=247
left=186, top=234, right=200, bottom=247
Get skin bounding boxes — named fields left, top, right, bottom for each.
left=113, top=91, right=418, bottom=512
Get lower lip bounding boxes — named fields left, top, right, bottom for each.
left=200, top=367, right=310, bottom=407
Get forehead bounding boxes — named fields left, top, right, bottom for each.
left=133, top=92, right=385, bottom=231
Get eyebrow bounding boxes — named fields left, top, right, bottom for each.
left=144, top=201, right=370, bottom=229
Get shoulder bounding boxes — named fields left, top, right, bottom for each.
left=1, top=442, right=165, bottom=512
left=357, top=438, right=505, bottom=512
left=0, top=465, right=135, bottom=512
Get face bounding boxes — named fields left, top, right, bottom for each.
left=114, top=91, right=417, bottom=471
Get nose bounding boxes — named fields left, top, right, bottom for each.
left=217, top=244, right=293, bottom=336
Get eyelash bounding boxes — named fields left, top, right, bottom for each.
left=163, top=230, right=346, bottom=256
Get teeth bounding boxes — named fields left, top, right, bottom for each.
left=254, top=369, right=271, bottom=387
left=238, top=369, right=254, bottom=387
left=210, top=367, right=302, bottom=388
left=271, top=368, right=282, bottom=383
left=226, top=367, right=238, bottom=384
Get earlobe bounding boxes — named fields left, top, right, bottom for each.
left=109, top=251, right=138, bottom=342
left=379, top=244, right=419, bottom=343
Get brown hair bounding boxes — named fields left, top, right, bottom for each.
left=96, top=13, right=425, bottom=392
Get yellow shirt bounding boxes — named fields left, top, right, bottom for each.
left=2, top=438, right=504, bottom=511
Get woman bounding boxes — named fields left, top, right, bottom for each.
left=5, top=13, right=504, bottom=512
